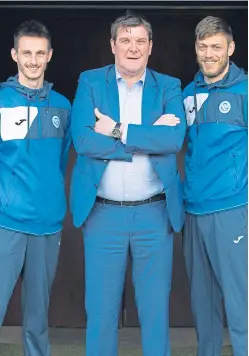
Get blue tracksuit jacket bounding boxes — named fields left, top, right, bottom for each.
left=0, top=76, right=71, bottom=234
left=183, top=62, right=248, bottom=214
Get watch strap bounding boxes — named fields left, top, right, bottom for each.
left=115, top=122, right=122, bottom=130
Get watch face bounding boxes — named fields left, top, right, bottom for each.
left=112, top=128, right=121, bottom=139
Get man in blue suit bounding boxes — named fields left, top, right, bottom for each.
left=71, top=11, right=186, bottom=356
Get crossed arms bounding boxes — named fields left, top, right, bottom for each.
left=71, top=73, right=186, bottom=160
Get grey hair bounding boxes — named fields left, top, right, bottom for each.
left=195, top=16, right=233, bottom=43
left=111, top=10, right=153, bottom=41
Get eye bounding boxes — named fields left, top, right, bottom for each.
left=121, top=39, right=129, bottom=44
left=137, top=39, right=147, bottom=45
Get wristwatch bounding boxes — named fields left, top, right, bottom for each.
left=111, top=122, right=122, bottom=139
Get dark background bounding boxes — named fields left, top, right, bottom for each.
left=1, top=1, right=247, bottom=328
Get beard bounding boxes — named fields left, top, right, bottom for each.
left=18, top=62, right=47, bottom=81
left=197, top=56, right=229, bottom=79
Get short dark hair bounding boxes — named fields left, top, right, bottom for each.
left=111, top=10, right=152, bottom=41
left=195, top=16, right=233, bottom=43
left=14, top=19, right=52, bottom=50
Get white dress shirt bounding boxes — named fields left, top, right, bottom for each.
left=97, top=69, right=164, bottom=201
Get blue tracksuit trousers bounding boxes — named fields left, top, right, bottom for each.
left=0, top=227, right=61, bottom=356
left=183, top=206, right=248, bottom=356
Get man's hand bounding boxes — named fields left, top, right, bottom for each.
left=94, top=108, right=116, bottom=136
left=154, top=114, right=180, bottom=126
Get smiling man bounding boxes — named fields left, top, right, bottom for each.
left=183, top=16, right=248, bottom=356
left=71, top=11, right=186, bottom=356
left=0, top=20, right=71, bottom=356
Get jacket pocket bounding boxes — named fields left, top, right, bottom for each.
left=5, top=172, right=16, bottom=207
left=230, top=152, right=239, bottom=190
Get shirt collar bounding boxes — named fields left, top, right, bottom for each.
left=115, top=67, right=146, bottom=86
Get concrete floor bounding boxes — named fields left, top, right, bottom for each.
left=0, top=326, right=230, bottom=348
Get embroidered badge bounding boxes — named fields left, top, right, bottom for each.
left=52, top=115, right=60, bottom=128
left=219, top=101, right=231, bottom=114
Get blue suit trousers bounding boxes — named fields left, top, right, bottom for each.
left=82, top=200, right=174, bottom=356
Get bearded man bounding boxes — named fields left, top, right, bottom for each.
left=182, top=15, right=248, bottom=356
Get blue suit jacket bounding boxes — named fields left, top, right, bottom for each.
left=70, top=65, right=186, bottom=232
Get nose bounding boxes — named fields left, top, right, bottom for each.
left=129, top=40, right=138, bottom=52
left=205, top=46, right=214, bottom=58
left=30, top=54, right=37, bottom=65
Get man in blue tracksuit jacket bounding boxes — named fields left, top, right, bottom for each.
left=183, top=16, right=247, bottom=356
left=0, top=21, right=71, bottom=355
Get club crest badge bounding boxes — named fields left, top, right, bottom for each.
left=219, top=101, right=231, bottom=114
left=52, top=116, right=60, bottom=128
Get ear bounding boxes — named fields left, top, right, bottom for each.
left=110, top=39, right=116, bottom=55
left=47, top=48, right=53, bottom=62
left=11, top=48, right=18, bottom=63
left=228, top=40, right=235, bottom=57
left=148, top=40, right=153, bottom=56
